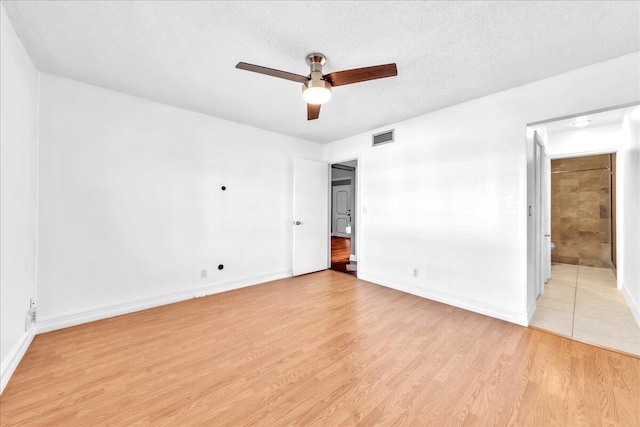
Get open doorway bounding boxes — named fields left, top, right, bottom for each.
left=330, top=161, right=357, bottom=276
left=527, top=105, right=640, bottom=356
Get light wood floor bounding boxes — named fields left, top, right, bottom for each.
left=2, top=270, right=639, bottom=426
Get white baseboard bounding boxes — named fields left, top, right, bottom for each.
left=358, top=273, right=529, bottom=326
left=36, top=270, right=292, bottom=334
left=349, top=254, right=357, bottom=262
left=621, top=281, right=640, bottom=328
left=1, top=325, right=36, bottom=395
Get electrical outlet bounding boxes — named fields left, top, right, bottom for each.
left=25, top=298, right=37, bottom=331
left=413, top=268, right=419, bottom=278
left=28, top=297, right=37, bottom=326
left=201, top=269, right=207, bottom=279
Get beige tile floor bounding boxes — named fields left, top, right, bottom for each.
left=531, top=263, right=640, bottom=356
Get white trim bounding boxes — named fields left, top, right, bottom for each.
left=1, top=325, right=35, bottom=395
left=36, top=270, right=292, bottom=334
left=349, top=254, right=357, bottom=262
left=621, top=282, right=640, bottom=329
left=549, top=148, right=618, bottom=160
left=527, top=102, right=640, bottom=127
left=527, top=300, right=537, bottom=326
left=359, top=273, right=529, bottom=326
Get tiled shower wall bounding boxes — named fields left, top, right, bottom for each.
left=551, top=154, right=611, bottom=268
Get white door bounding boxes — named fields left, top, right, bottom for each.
left=534, top=131, right=551, bottom=296
left=293, top=159, right=329, bottom=276
left=332, top=184, right=352, bottom=237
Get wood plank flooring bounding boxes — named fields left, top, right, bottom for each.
left=1, top=270, right=639, bottom=426
left=331, top=236, right=356, bottom=276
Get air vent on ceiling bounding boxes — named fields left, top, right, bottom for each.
left=372, top=129, right=394, bottom=147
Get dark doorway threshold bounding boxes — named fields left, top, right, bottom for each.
left=330, top=236, right=356, bottom=277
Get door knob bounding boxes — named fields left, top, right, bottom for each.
left=544, top=234, right=550, bottom=237
left=294, top=221, right=302, bottom=225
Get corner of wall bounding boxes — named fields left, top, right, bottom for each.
left=0, top=325, right=36, bottom=395
left=0, top=5, right=41, bottom=395
left=621, top=282, right=640, bottom=328
left=527, top=300, right=537, bottom=326
left=34, top=70, right=41, bottom=307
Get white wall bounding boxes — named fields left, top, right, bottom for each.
left=547, top=123, right=622, bottom=158
left=0, top=5, right=39, bottom=393
left=323, top=53, right=640, bottom=325
left=36, top=73, right=322, bottom=331
left=618, top=107, right=640, bottom=326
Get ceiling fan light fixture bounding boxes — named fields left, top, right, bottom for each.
left=302, top=75, right=332, bottom=105
left=303, top=85, right=332, bottom=105
left=236, top=52, right=397, bottom=120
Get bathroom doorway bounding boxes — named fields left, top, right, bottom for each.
left=330, top=160, right=357, bottom=276
left=527, top=105, right=640, bottom=356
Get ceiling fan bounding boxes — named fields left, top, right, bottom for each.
left=236, top=53, right=397, bottom=120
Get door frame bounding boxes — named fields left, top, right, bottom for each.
left=328, top=155, right=361, bottom=275
left=526, top=103, right=636, bottom=321
left=533, top=131, right=546, bottom=299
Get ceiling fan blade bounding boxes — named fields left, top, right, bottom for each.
left=307, top=103, right=321, bottom=120
left=236, top=62, right=309, bottom=83
left=323, top=63, right=397, bottom=87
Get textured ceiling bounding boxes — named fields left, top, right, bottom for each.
left=3, top=1, right=639, bottom=144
